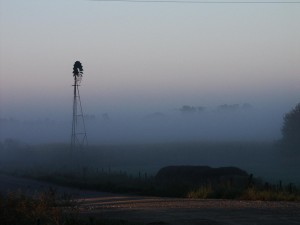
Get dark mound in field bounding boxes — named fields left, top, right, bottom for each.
left=156, top=166, right=249, bottom=185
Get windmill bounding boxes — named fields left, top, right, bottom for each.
left=71, top=61, right=88, bottom=154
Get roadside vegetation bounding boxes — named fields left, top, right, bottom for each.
left=0, top=190, right=143, bottom=225
left=0, top=169, right=299, bottom=225
left=186, top=184, right=300, bottom=201
left=7, top=167, right=299, bottom=201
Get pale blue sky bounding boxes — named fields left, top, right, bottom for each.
left=0, top=0, right=299, bottom=120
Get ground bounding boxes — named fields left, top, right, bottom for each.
left=1, top=174, right=300, bottom=225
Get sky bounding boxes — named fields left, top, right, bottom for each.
left=0, top=0, right=300, bottom=143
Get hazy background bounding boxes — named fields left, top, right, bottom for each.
left=0, top=0, right=299, bottom=144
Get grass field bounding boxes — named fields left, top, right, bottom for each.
left=0, top=140, right=299, bottom=201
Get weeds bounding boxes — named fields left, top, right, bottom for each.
left=240, top=188, right=300, bottom=201
left=0, top=190, right=142, bottom=225
left=186, top=185, right=213, bottom=198
left=186, top=184, right=300, bottom=201
left=0, top=190, right=65, bottom=225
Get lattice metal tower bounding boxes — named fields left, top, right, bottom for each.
left=71, top=61, right=88, bottom=153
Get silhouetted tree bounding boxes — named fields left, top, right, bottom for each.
left=179, top=105, right=205, bottom=113
left=281, top=103, right=300, bottom=154
left=217, top=104, right=239, bottom=111
left=180, top=105, right=197, bottom=113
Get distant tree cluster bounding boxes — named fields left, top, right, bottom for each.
left=217, top=104, right=239, bottom=111
left=281, top=103, right=300, bottom=154
left=179, top=105, right=205, bottom=113
left=217, top=103, right=252, bottom=111
left=179, top=103, right=252, bottom=114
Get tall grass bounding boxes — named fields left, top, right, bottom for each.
left=186, top=185, right=213, bottom=199
left=241, top=188, right=300, bottom=201
left=0, top=190, right=143, bottom=225
left=186, top=185, right=300, bottom=201
left=0, top=190, right=71, bottom=225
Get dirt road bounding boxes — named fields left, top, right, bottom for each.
left=1, top=174, right=300, bottom=225
left=78, top=195, right=300, bottom=225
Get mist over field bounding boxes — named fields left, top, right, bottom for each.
left=0, top=101, right=290, bottom=144
left=1, top=101, right=300, bottom=186
left=1, top=93, right=300, bottom=186
left=0, top=1, right=300, bottom=194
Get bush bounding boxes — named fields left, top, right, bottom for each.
left=281, top=103, right=300, bottom=154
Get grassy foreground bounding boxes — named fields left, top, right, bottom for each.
left=0, top=171, right=299, bottom=225
left=0, top=190, right=142, bottom=225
